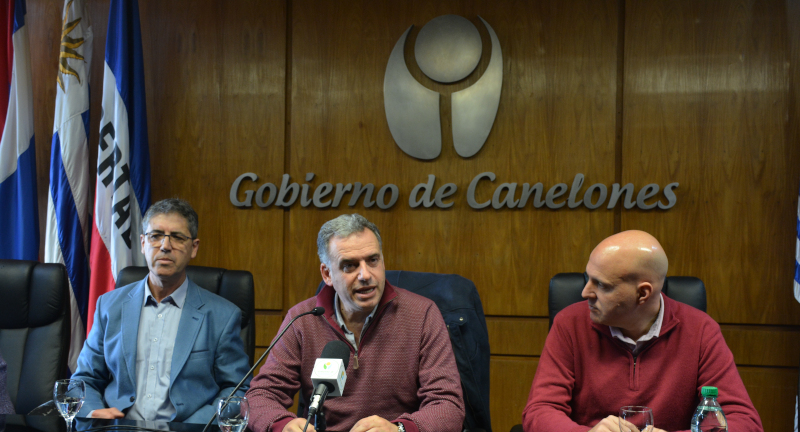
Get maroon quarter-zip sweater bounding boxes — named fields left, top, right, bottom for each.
left=246, top=282, right=465, bottom=432
left=523, top=295, right=762, bottom=432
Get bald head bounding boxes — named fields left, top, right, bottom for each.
left=591, top=230, right=668, bottom=292
left=582, top=230, right=668, bottom=336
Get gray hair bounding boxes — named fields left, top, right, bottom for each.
left=142, top=198, right=199, bottom=239
left=317, top=214, right=382, bottom=265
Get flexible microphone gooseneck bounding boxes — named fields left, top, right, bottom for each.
left=200, top=306, right=325, bottom=432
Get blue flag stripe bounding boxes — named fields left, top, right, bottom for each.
left=49, top=132, right=90, bottom=323
left=0, top=138, right=38, bottom=260
left=12, top=0, right=26, bottom=33
left=106, top=0, right=150, bottom=216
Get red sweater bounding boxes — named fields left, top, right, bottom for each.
left=522, top=295, right=762, bottom=432
left=246, top=282, right=465, bottom=432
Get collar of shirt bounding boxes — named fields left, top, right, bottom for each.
left=143, top=276, right=189, bottom=308
left=610, top=293, right=664, bottom=354
left=333, top=293, right=379, bottom=343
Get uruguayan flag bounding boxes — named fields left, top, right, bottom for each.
left=0, top=0, right=37, bottom=261
left=88, top=0, right=151, bottom=333
left=45, top=0, right=93, bottom=373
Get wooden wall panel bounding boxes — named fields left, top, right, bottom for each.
left=722, top=325, right=800, bottom=367
left=254, top=314, right=284, bottom=347
left=490, top=357, right=537, bottom=432
left=23, top=0, right=800, bottom=430
left=487, top=317, right=548, bottom=356
left=739, top=366, right=799, bottom=432
left=621, top=0, right=800, bottom=325
left=286, top=0, right=618, bottom=317
left=136, top=1, right=287, bottom=310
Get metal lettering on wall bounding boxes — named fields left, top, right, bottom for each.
left=230, top=173, right=678, bottom=210
left=384, top=15, right=502, bottom=160
left=228, top=14, right=680, bottom=211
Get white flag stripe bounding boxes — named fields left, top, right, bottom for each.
left=0, top=24, right=34, bottom=183
left=94, top=61, right=146, bottom=279
left=43, top=194, right=85, bottom=371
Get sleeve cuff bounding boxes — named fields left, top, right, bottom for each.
left=271, top=417, right=295, bottom=432
left=392, top=419, right=418, bottom=432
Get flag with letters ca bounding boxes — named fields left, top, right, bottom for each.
left=88, top=0, right=151, bottom=333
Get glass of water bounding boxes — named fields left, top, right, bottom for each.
left=217, top=396, right=249, bottom=432
left=53, top=379, right=85, bottom=432
left=619, top=406, right=654, bottom=432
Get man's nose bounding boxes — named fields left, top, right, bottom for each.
left=581, top=281, right=594, bottom=299
left=160, top=236, right=173, bottom=251
left=357, top=261, right=372, bottom=282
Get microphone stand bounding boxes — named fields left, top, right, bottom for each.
left=201, top=308, right=323, bottom=432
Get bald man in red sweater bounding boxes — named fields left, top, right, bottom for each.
left=523, top=230, right=762, bottom=432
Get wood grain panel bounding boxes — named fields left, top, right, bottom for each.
left=621, top=0, right=800, bottom=325
left=135, top=0, right=287, bottom=310
left=487, top=317, right=549, bottom=356
left=286, top=0, right=618, bottom=316
left=255, top=313, right=284, bottom=347
left=27, top=0, right=62, bottom=256
left=721, top=324, right=800, bottom=367
left=738, top=366, right=799, bottom=432
left=490, top=356, right=537, bottom=432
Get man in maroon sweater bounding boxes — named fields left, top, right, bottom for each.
left=523, top=230, right=762, bottom=432
left=246, top=214, right=465, bottom=432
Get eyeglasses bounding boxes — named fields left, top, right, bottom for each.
left=144, top=231, right=193, bottom=247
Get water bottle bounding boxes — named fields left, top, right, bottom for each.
left=690, top=386, right=728, bottom=432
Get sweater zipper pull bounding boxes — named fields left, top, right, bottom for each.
left=353, top=354, right=359, bottom=369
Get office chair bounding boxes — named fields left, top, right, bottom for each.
left=549, top=272, right=707, bottom=328
left=116, top=265, right=256, bottom=365
left=0, top=260, right=70, bottom=414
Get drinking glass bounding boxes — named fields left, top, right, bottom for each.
left=217, top=396, right=249, bottom=432
left=53, top=379, right=85, bottom=432
left=619, top=406, right=654, bottom=432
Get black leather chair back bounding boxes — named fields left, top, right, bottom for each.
left=0, top=260, right=70, bottom=414
left=548, top=272, right=707, bottom=328
left=116, top=266, right=255, bottom=365
left=316, top=270, right=492, bottom=432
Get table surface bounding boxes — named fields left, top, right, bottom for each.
left=1, top=415, right=220, bottom=432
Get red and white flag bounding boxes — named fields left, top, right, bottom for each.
left=87, top=0, right=151, bottom=333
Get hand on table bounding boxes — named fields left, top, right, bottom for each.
left=589, top=416, right=624, bottom=432
left=90, top=408, right=125, bottom=419
left=349, top=415, right=399, bottom=432
left=282, top=417, right=316, bottom=432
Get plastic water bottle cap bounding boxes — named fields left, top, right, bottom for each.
left=701, top=386, right=718, bottom=397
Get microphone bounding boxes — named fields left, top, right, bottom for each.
left=201, top=306, right=325, bottom=432
left=307, top=340, right=350, bottom=416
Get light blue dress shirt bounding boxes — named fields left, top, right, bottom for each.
left=126, top=277, right=189, bottom=421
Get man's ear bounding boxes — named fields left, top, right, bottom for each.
left=637, top=281, right=654, bottom=304
left=320, top=263, right=333, bottom=286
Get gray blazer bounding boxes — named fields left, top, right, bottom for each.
left=72, top=278, right=251, bottom=423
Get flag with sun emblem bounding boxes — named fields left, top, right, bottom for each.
left=88, top=0, right=151, bottom=333
left=44, top=0, right=93, bottom=373
left=0, top=0, right=37, bottom=261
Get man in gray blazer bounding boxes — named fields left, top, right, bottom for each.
left=73, top=199, right=250, bottom=423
